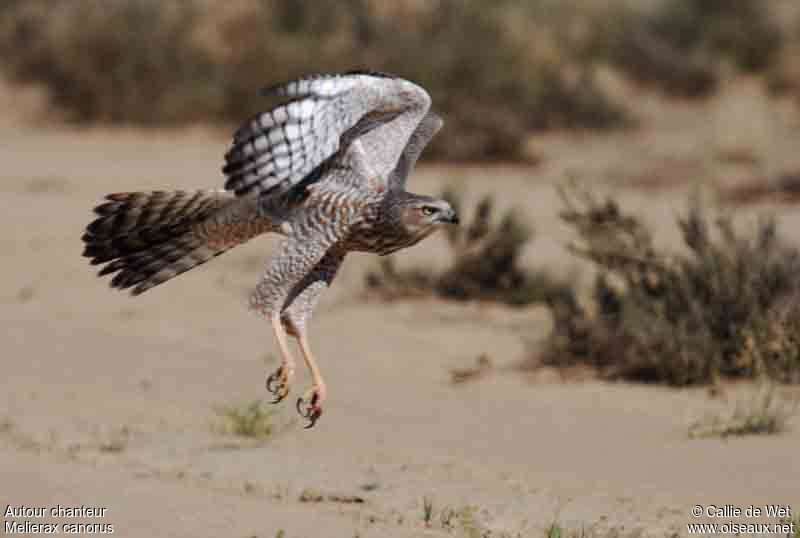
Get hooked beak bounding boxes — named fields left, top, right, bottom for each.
left=443, top=208, right=459, bottom=225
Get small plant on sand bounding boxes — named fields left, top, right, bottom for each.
left=366, top=188, right=571, bottom=307
left=779, top=514, right=800, bottom=538
left=450, top=354, right=493, bottom=385
left=422, top=499, right=524, bottom=537
left=689, top=384, right=798, bottom=438
left=536, top=183, right=800, bottom=385
left=545, top=522, right=571, bottom=538
left=214, top=400, right=276, bottom=439
left=544, top=521, right=649, bottom=538
left=422, top=496, right=435, bottom=527
left=439, top=505, right=487, bottom=538
left=298, top=488, right=325, bottom=503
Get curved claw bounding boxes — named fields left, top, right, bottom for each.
left=270, top=387, right=289, bottom=404
left=304, top=407, right=322, bottom=429
left=265, top=371, right=279, bottom=393
left=296, top=392, right=322, bottom=428
left=266, top=367, right=289, bottom=404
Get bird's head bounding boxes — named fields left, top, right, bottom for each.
left=387, top=192, right=459, bottom=246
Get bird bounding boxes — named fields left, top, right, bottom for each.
left=81, top=71, right=459, bottom=428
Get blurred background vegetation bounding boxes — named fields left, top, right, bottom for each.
left=3, top=0, right=799, bottom=386
left=2, top=0, right=799, bottom=161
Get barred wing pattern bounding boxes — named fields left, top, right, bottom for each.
left=222, top=72, right=432, bottom=199
left=82, top=71, right=451, bottom=429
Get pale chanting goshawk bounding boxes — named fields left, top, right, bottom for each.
left=82, top=71, right=458, bottom=427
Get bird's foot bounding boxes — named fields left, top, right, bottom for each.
left=296, top=385, right=325, bottom=429
left=266, top=365, right=291, bottom=404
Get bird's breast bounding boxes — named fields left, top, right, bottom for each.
left=344, top=216, right=421, bottom=255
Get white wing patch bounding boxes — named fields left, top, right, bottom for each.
left=285, top=123, right=299, bottom=139
left=222, top=72, right=432, bottom=199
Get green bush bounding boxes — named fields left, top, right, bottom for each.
left=366, top=188, right=572, bottom=306
left=537, top=184, right=800, bottom=385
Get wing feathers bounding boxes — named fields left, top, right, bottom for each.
left=223, top=72, right=434, bottom=199
left=224, top=92, right=350, bottom=197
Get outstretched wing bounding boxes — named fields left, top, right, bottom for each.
left=387, top=111, right=443, bottom=191
left=222, top=72, right=431, bottom=199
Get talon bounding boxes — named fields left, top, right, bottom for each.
left=265, top=371, right=278, bottom=392
left=270, top=385, right=288, bottom=404
left=296, top=390, right=323, bottom=428
left=304, top=407, right=322, bottom=429
left=266, top=367, right=289, bottom=403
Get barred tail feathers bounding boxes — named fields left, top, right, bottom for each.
left=82, top=190, right=256, bottom=295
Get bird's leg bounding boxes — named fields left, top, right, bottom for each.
left=294, top=328, right=326, bottom=428
left=266, top=314, right=296, bottom=403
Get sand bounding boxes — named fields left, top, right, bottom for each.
left=1, top=81, right=799, bottom=537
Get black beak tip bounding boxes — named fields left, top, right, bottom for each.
left=451, top=214, right=459, bottom=225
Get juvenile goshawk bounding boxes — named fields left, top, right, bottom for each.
left=81, top=72, right=458, bottom=427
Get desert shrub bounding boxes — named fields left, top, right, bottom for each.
left=223, top=0, right=629, bottom=161
left=0, top=0, right=220, bottom=124
left=537, top=184, right=800, bottom=385
left=688, top=384, right=797, bottom=438
left=1, top=1, right=790, bottom=143
left=721, top=170, right=800, bottom=206
left=365, top=188, right=572, bottom=306
left=214, top=400, right=276, bottom=439
left=0, top=0, right=628, bottom=161
left=767, top=16, right=800, bottom=97
left=586, top=0, right=782, bottom=97
left=364, top=1, right=628, bottom=160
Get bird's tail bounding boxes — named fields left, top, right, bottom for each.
left=82, top=189, right=252, bottom=295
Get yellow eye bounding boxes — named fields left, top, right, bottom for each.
left=421, top=206, right=437, bottom=216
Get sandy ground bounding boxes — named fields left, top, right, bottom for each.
left=2, top=80, right=800, bottom=537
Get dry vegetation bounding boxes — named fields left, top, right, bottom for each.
left=421, top=497, right=524, bottom=538
left=3, top=4, right=800, bottom=534
left=214, top=400, right=277, bottom=439
left=533, top=184, right=800, bottom=386
left=688, top=384, right=798, bottom=438
left=584, top=0, right=783, bottom=96
left=0, top=0, right=630, bottom=161
left=4, top=0, right=798, bottom=161
left=365, top=188, right=572, bottom=306
left=722, top=170, right=800, bottom=206
left=782, top=514, right=800, bottom=538
left=368, top=182, right=800, bottom=387
left=364, top=180, right=800, bottom=387
left=3, top=1, right=800, bottom=389
left=544, top=521, right=652, bottom=538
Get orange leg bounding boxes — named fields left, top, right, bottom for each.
left=294, top=328, right=326, bottom=428
left=265, top=314, right=296, bottom=403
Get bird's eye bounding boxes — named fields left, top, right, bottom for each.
left=421, top=206, right=437, bottom=216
